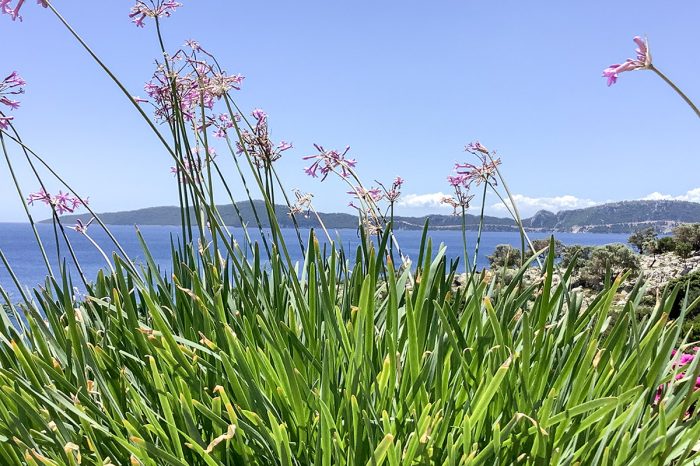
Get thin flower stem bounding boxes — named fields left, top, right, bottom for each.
left=460, top=207, right=470, bottom=275
left=0, top=133, right=53, bottom=276
left=82, top=233, right=115, bottom=274
left=0, top=130, right=137, bottom=271
left=649, top=65, right=700, bottom=119
left=488, top=155, right=543, bottom=269
left=471, top=181, right=489, bottom=276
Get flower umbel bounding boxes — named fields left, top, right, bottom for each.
left=302, top=145, right=356, bottom=180
left=140, top=46, right=243, bottom=124
left=0, top=71, right=26, bottom=125
left=129, top=0, right=182, bottom=27
left=27, top=189, right=87, bottom=215
left=602, top=36, right=652, bottom=86
left=457, top=141, right=501, bottom=186
left=235, top=109, right=292, bottom=167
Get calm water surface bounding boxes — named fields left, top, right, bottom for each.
left=0, top=223, right=629, bottom=301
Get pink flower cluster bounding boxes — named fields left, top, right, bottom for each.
left=129, top=0, right=182, bottom=27
left=208, top=113, right=239, bottom=138
left=458, top=141, right=501, bottom=186
left=351, top=176, right=404, bottom=205
left=384, top=176, right=404, bottom=203
left=140, top=46, right=244, bottom=123
left=602, top=36, right=652, bottom=86
left=27, top=188, right=87, bottom=215
left=0, top=71, right=25, bottom=129
left=442, top=141, right=499, bottom=215
left=1, top=0, right=47, bottom=21
left=348, top=186, right=384, bottom=204
left=303, top=144, right=357, bottom=180
left=656, top=347, right=700, bottom=405
left=235, top=109, right=292, bottom=167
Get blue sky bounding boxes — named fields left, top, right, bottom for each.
left=1, top=0, right=699, bottom=222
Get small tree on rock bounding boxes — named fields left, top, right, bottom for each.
left=628, top=227, right=657, bottom=254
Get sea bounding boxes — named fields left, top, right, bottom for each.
left=0, top=223, right=630, bottom=302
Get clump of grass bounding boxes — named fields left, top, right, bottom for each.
left=2, top=236, right=700, bottom=464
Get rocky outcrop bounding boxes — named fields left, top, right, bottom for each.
left=638, top=252, right=700, bottom=291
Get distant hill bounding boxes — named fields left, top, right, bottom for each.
left=522, top=200, right=700, bottom=233
left=46, top=199, right=700, bottom=233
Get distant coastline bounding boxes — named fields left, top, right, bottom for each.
left=40, top=199, right=700, bottom=234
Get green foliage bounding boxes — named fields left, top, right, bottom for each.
left=657, top=236, right=677, bottom=253
left=673, top=223, right=700, bottom=251
left=2, top=235, right=700, bottom=465
left=676, top=241, right=694, bottom=259
left=574, top=244, right=640, bottom=290
left=487, top=243, right=522, bottom=268
left=628, top=226, right=657, bottom=254
left=669, top=270, right=700, bottom=319
left=561, top=244, right=594, bottom=272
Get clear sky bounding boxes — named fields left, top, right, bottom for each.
left=1, top=0, right=699, bottom=222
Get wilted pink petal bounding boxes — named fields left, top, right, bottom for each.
left=602, top=36, right=652, bottom=86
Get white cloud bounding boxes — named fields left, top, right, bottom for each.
left=641, top=188, right=700, bottom=203
left=396, top=187, right=700, bottom=219
left=490, top=194, right=601, bottom=217
left=398, top=192, right=452, bottom=209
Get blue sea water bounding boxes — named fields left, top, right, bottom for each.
left=0, top=223, right=630, bottom=301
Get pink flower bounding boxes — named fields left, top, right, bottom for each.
left=0, top=116, right=13, bottom=129
left=1, top=0, right=47, bottom=21
left=348, top=186, right=384, bottom=203
left=143, top=49, right=243, bottom=124
left=129, top=0, right=182, bottom=27
left=26, top=188, right=51, bottom=206
left=447, top=174, right=469, bottom=187
left=277, top=141, right=293, bottom=152
left=251, top=108, right=267, bottom=122
left=385, top=176, right=404, bottom=202
left=27, top=188, right=86, bottom=215
left=184, top=39, right=202, bottom=51
left=71, top=218, right=94, bottom=234
left=234, top=109, right=289, bottom=167
left=1, top=71, right=25, bottom=112
left=465, top=141, right=489, bottom=154
left=602, top=36, right=652, bottom=86
left=303, top=144, right=356, bottom=180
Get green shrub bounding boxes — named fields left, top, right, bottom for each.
left=628, top=226, right=657, bottom=254
left=561, top=244, right=594, bottom=271
left=657, top=236, right=677, bottom=253
left=488, top=244, right=522, bottom=268
left=577, top=243, right=640, bottom=290
left=676, top=241, right=694, bottom=259
left=673, top=223, right=700, bottom=251
left=668, top=270, right=700, bottom=320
